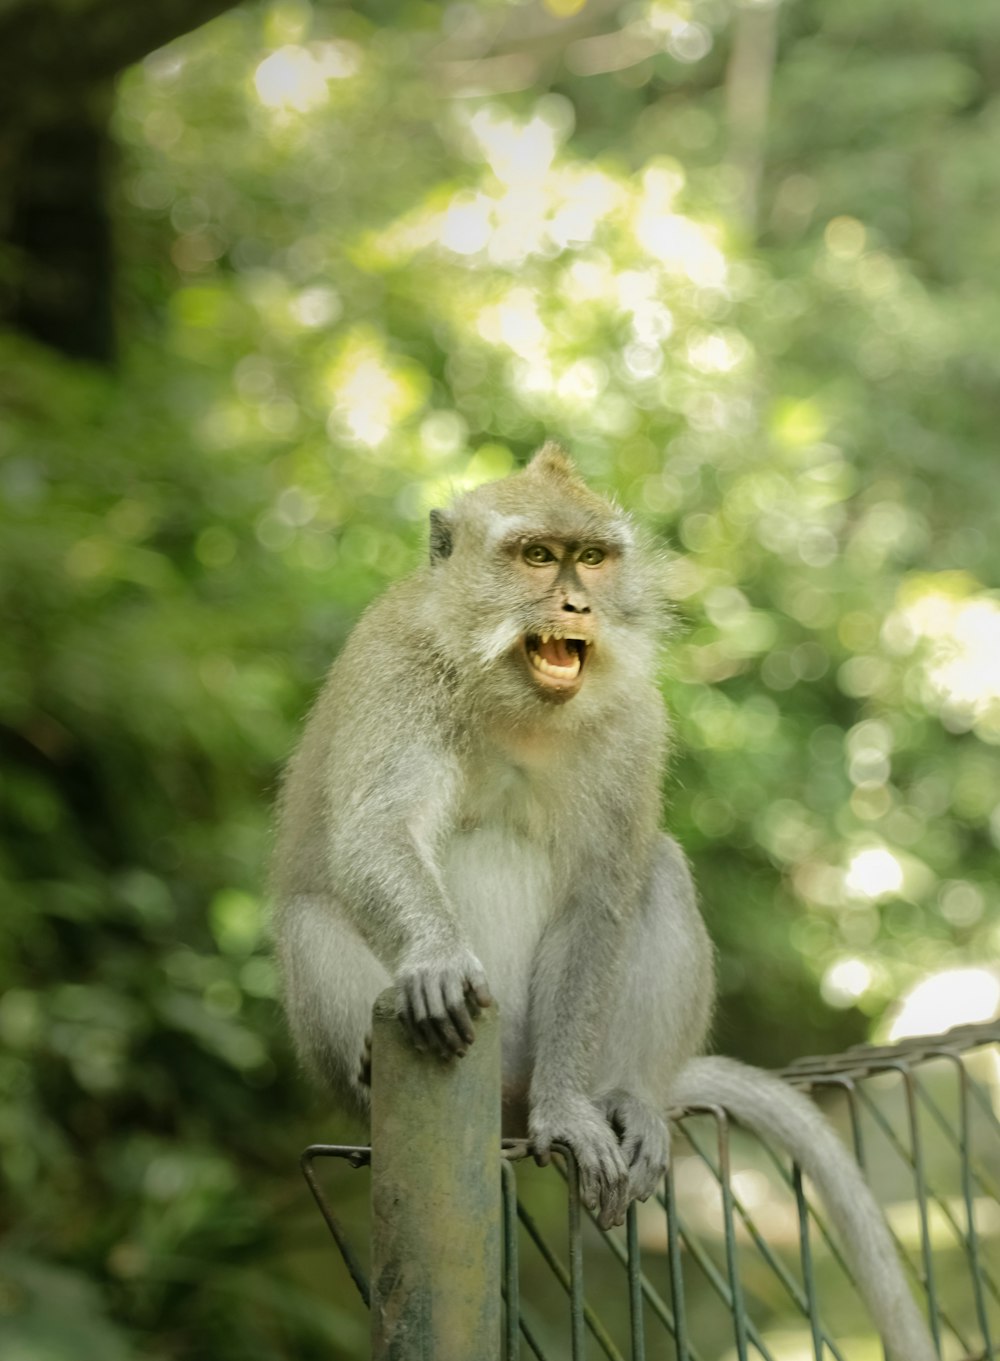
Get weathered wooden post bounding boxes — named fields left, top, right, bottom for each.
left=370, top=988, right=502, bottom=1361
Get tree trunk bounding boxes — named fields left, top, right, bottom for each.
left=0, top=0, right=240, bottom=361
left=9, top=106, right=116, bottom=362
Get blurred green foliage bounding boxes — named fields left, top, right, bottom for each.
left=2, top=0, right=1000, bottom=1356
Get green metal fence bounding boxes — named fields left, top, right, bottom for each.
left=303, top=1012, right=1000, bottom=1360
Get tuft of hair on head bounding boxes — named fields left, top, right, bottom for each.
left=526, top=440, right=586, bottom=486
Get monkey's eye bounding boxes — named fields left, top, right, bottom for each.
left=578, top=546, right=605, bottom=567
left=523, top=544, right=556, bottom=566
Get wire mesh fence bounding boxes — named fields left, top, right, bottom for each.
left=303, top=1020, right=1000, bottom=1360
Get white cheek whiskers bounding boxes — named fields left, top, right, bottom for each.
left=474, top=619, right=523, bottom=667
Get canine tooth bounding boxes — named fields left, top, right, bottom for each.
left=540, top=632, right=550, bottom=644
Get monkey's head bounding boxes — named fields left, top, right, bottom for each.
left=424, top=444, right=664, bottom=714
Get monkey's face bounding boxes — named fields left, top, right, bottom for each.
left=428, top=450, right=663, bottom=714
left=513, top=540, right=607, bottom=702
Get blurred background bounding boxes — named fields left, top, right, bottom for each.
left=2, top=0, right=999, bottom=1356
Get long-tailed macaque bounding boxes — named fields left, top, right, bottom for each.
left=273, top=445, right=935, bottom=1360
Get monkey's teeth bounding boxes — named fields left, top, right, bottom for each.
left=539, top=628, right=587, bottom=643
left=529, top=651, right=582, bottom=680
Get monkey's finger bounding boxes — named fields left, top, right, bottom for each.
left=620, top=1132, right=647, bottom=1170
left=580, top=1162, right=620, bottom=1225
left=531, top=1138, right=552, bottom=1168
left=626, top=1144, right=666, bottom=1202
left=578, top=1179, right=598, bottom=1213
left=442, top=977, right=477, bottom=1046
left=462, top=983, right=482, bottom=1023
left=399, top=979, right=439, bottom=1055
left=605, top=1168, right=630, bottom=1224
left=602, top=1103, right=627, bottom=1142
left=467, top=974, right=493, bottom=1010
left=588, top=1149, right=630, bottom=1229
left=412, top=1011, right=452, bottom=1060
left=413, top=974, right=462, bottom=1056
left=473, top=986, right=493, bottom=1009
left=579, top=1164, right=602, bottom=1211
left=398, top=1010, right=428, bottom=1053
left=597, top=1198, right=628, bottom=1231
left=419, top=976, right=466, bottom=1057
left=622, top=1120, right=669, bottom=1201
left=596, top=1178, right=629, bottom=1229
left=394, top=1001, right=421, bottom=1050
left=428, top=1014, right=466, bottom=1055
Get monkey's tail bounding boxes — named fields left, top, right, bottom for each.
left=668, top=1056, right=937, bottom=1361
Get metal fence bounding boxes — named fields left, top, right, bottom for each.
left=302, top=1008, right=1000, bottom=1360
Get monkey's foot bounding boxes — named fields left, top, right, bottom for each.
left=529, top=1093, right=631, bottom=1230
left=357, top=1032, right=372, bottom=1088
left=596, top=1089, right=670, bottom=1204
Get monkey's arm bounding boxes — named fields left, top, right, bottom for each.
left=328, top=744, right=492, bottom=1057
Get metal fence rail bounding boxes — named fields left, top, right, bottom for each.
left=303, top=1018, right=1000, bottom=1360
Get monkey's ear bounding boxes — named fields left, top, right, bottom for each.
left=528, top=441, right=580, bottom=483
left=428, top=508, right=453, bottom=563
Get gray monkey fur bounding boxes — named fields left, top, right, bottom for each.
left=273, top=445, right=936, bottom=1359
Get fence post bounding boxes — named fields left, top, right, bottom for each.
left=370, top=987, right=502, bottom=1361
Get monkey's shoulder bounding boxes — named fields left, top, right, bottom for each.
left=317, top=574, right=454, bottom=712
left=337, top=571, right=434, bottom=653
left=282, top=598, right=463, bottom=827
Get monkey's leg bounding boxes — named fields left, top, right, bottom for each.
left=528, top=835, right=712, bottom=1227
left=277, top=893, right=389, bottom=1118
left=590, top=834, right=715, bottom=1202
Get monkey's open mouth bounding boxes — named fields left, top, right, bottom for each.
left=523, top=630, right=590, bottom=692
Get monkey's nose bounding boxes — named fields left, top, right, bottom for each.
left=561, top=597, right=591, bottom=614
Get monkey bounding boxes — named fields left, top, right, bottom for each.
left=273, top=444, right=936, bottom=1361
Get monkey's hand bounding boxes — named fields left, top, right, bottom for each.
left=394, top=945, right=493, bottom=1059
left=596, top=1089, right=670, bottom=1204
left=530, top=1094, right=631, bottom=1229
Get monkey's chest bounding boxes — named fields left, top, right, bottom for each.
left=443, top=756, right=571, bottom=1083
left=443, top=822, right=552, bottom=1083
left=446, top=744, right=557, bottom=957
left=455, top=751, right=550, bottom=835
left=445, top=758, right=562, bottom=1074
